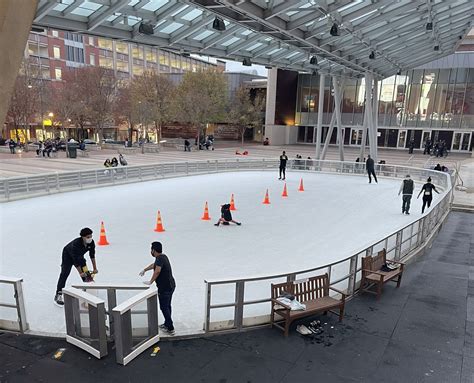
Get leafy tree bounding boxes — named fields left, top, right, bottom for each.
left=131, top=70, right=175, bottom=143
left=228, top=86, right=265, bottom=146
left=173, top=70, right=228, bottom=143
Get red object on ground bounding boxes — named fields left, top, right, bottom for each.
left=154, top=210, right=165, bottom=232
left=263, top=189, right=271, bottom=204
left=201, top=201, right=211, bottom=220
left=282, top=183, right=288, bottom=197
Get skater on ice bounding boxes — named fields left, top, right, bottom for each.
left=279, top=151, right=288, bottom=180
left=417, top=177, right=440, bottom=213
left=366, top=155, right=378, bottom=183
left=139, top=241, right=176, bottom=335
left=214, top=204, right=241, bottom=226
left=398, top=174, right=414, bottom=215
left=54, top=228, right=98, bottom=306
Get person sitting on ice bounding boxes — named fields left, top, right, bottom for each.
left=111, top=157, right=119, bottom=167
left=214, top=204, right=241, bottom=226
left=263, top=137, right=269, bottom=146
left=104, top=158, right=112, bottom=168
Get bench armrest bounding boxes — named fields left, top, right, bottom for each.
left=271, top=298, right=291, bottom=311
left=329, top=286, right=346, bottom=300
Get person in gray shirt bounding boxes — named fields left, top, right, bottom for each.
left=398, top=174, right=414, bottom=215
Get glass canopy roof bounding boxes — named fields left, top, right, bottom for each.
left=34, top=0, right=473, bottom=78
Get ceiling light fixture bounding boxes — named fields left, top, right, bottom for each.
left=330, top=23, right=339, bottom=37
left=212, top=17, right=226, bottom=31
left=369, top=51, right=375, bottom=59
left=309, top=56, right=317, bottom=65
left=426, top=22, right=433, bottom=31
left=242, top=58, right=252, bottom=66
left=138, top=22, right=154, bottom=35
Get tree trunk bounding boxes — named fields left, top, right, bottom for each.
left=128, top=121, right=133, bottom=147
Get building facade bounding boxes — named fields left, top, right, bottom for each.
left=265, top=31, right=474, bottom=153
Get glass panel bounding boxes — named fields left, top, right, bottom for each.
left=131, top=45, right=143, bottom=59
left=98, top=38, right=112, bottom=50
left=452, top=133, right=461, bottom=150
left=145, top=48, right=157, bottom=62
left=297, top=126, right=305, bottom=142
left=306, top=127, right=314, bottom=143
left=116, top=42, right=128, bottom=54
left=398, top=130, right=406, bottom=148
left=99, top=56, right=113, bottom=69
left=461, top=133, right=470, bottom=151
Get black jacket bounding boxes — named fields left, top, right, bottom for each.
left=366, top=158, right=375, bottom=171
left=62, top=237, right=96, bottom=268
left=221, top=204, right=232, bottom=221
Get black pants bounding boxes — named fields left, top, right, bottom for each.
left=422, top=195, right=432, bottom=213
left=402, top=195, right=412, bottom=213
left=279, top=166, right=286, bottom=179
left=367, top=169, right=377, bottom=183
left=158, top=288, right=175, bottom=330
left=56, top=252, right=84, bottom=294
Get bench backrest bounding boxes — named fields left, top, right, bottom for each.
left=362, top=248, right=387, bottom=273
left=271, top=274, right=329, bottom=303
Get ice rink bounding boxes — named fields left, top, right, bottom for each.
left=0, top=170, right=446, bottom=335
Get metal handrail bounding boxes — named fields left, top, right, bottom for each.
left=202, top=164, right=453, bottom=333
left=0, top=276, right=28, bottom=333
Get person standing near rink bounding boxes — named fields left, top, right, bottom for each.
left=398, top=174, right=414, bottom=215
left=417, top=177, right=440, bottom=214
left=140, top=241, right=176, bottom=335
left=279, top=151, right=288, bottom=180
left=366, top=155, right=378, bottom=183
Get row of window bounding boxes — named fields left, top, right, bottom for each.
left=296, top=67, right=474, bottom=130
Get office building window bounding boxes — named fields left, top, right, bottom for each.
left=66, top=46, right=85, bottom=63
left=132, top=45, right=143, bottom=60
left=53, top=46, right=60, bottom=59
left=52, top=30, right=58, bottom=37
left=99, top=56, right=113, bottom=69
left=116, top=42, right=128, bottom=54
left=89, top=36, right=94, bottom=46
left=98, top=38, right=113, bottom=50
left=55, top=68, right=62, bottom=80
left=90, top=54, right=95, bottom=66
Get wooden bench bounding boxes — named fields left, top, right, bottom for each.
left=270, top=273, right=345, bottom=337
left=360, top=248, right=404, bottom=299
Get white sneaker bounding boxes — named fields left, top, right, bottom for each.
left=54, top=293, right=64, bottom=307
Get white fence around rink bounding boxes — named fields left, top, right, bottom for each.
left=0, top=159, right=453, bottom=336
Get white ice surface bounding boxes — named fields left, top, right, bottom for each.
left=0, top=171, right=445, bottom=334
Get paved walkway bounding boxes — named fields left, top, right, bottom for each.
left=1, top=211, right=472, bottom=383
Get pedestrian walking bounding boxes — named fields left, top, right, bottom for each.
left=279, top=151, right=288, bottom=180
left=398, top=174, right=414, bottom=215
left=139, top=241, right=176, bottom=335
left=8, top=139, right=16, bottom=154
left=366, top=155, right=378, bottom=183
left=408, top=139, right=415, bottom=154
left=54, top=228, right=98, bottom=306
left=417, top=177, right=440, bottom=213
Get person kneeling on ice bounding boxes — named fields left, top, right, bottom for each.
left=215, top=204, right=241, bottom=226
left=54, top=228, right=98, bottom=306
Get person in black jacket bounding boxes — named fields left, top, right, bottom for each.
left=417, top=177, right=440, bottom=213
left=279, top=151, right=288, bottom=180
left=366, top=155, right=378, bottom=183
left=398, top=174, right=414, bottom=215
left=214, top=204, right=241, bottom=226
left=54, top=228, right=98, bottom=306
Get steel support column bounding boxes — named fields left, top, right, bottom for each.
left=315, top=73, right=325, bottom=160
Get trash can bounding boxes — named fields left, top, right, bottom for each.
left=68, top=144, right=77, bottom=158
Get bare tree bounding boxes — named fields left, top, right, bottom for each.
left=228, top=86, right=265, bottom=146
left=173, top=69, right=228, bottom=144
left=114, top=81, right=141, bottom=144
left=132, top=70, right=174, bottom=143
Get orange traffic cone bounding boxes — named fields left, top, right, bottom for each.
left=154, top=210, right=165, bottom=232
left=263, top=189, right=271, bottom=204
left=298, top=178, right=305, bottom=192
left=282, top=183, right=288, bottom=197
left=201, top=201, right=211, bottom=220
left=230, top=194, right=236, bottom=211
left=97, top=221, right=109, bottom=246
